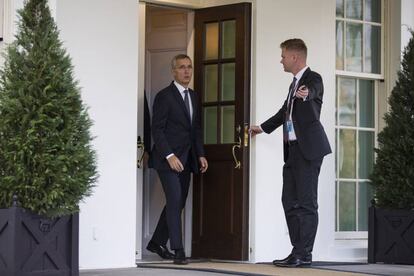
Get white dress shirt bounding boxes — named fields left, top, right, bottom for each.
left=174, top=81, right=193, bottom=119
left=287, top=65, right=309, bottom=141
left=166, top=81, right=193, bottom=160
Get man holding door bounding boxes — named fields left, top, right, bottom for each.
left=250, top=39, right=331, bottom=267
left=147, top=54, right=208, bottom=265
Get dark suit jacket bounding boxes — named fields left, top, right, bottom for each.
left=261, top=68, right=331, bottom=162
left=149, top=81, right=205, bottom=172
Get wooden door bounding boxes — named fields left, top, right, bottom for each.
left=192, top=3, right=251, bottom=260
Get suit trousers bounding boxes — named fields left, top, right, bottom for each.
left=151, top=166, right=191, bottom=250
left=282, top=143, right=323, bottom=259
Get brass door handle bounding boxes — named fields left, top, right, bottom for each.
left=244, top=123, right=249, bottom=147
left=231, top=126, right=241, bottom=170
left=137, top=136, right=145, bottom=168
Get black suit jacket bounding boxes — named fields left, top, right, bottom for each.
left=149, top=82, right=205, bottom=172
left=261, top=68, right=331, bottom=162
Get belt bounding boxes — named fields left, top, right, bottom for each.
left=288, top=140, right=298, bottom=146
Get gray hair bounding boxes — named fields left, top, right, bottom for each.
left=171, top=54, right=191, bottom=70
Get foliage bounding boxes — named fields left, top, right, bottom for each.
left=0, top=0, right=97, bottom=216
left=371, top=31, right=414, bottom=209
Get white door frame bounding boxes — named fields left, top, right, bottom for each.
left=136, top=1, right=195, bottom=260
left=136, top=1, right=146, bottom=260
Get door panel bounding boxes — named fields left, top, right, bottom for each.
left=192, top=3, right=251, bottom=260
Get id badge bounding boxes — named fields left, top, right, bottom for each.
left=286, top=120, right=293, bottom=135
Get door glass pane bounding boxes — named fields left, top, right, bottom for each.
left=204, top=64, right=218, bottom=102
left=336, top=21, right=344, bottom=70
left=339, top=129, right=356, bottom=178
left=204, top=23, right=219, bottom=60
left=359, top=131, right=374, bottom=179
left=204, top=107, right=217, bottom=144
left=346, top=22, right=363, bottom=72
left=339, top=181, right=356, bottom=231
left=221, top=106, right=235, bottom=143
left=364, top=24, right=381, bottom=74
left=365, top=0, right=381, bottom=23
left=336, top=0, right=344, bottom=17
left=338, top=77, right=356, bottom=126
left=359, top=79, right=374, bottom=128
left=358, top=182, right=374, bottom=231
left=222, top=20, right=236, bottom=59
left=346, top=0, right=362, bottom=20
left=221, top=63, right=235, bottom=101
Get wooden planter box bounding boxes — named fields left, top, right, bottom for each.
left=0, top=206, right=79, bottom=276
left=368, top=206, right=414, bottom=264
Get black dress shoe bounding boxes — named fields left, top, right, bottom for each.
left=272, top=254, right=293, bottom=266
left=274, top=255, right=312, bottom=268
left=146, top=241, right=175, bottom=259
left=173, top=249, right=188, bottom=265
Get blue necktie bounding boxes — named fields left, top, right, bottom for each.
left=183, top=89, right=191, bottom=120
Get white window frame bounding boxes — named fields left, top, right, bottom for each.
left=335, top=77, right=378, bottom=239
left=336, top=0, right=384, bottom=77
left=335, top=0, right=383, bottom=240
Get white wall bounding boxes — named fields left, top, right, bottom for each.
left=49, top=0, right=413, bottom=268
left=56, top=0, right=139, bottom=269
left=401, top=0, right=414, bottom=51
left=250, top=0, right=336, bottom=262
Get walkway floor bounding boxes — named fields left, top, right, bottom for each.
left=81, top=267, right=229, bottom=276
left=80, top=263, right=414, bottom=276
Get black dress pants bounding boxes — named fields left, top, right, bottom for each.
left=282, top=143, right=323, bottom=259
left=150, top=166, right=191, bottom=250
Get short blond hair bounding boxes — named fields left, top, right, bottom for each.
left=280, top=38, right=307, bottom=57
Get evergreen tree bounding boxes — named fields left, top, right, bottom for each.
left=0, top=0, right=97, bottom=216
left=371, top=31, right=414, bottom=209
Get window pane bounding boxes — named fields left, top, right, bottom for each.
left=221, top=63, right=235, bottom=101
left=364, top=24, right=381, bottom=74
left=339, top=181, right=356, bottom=231
left=359, top=79, right=374, bottom=128
left=335, top=130, right=338, bottom=173
left=336, top=0, right=344, bottom=17
left=346, top=23, right=363, bottom=72
left=336, top=79, right=339, bottom=125
left=336, top=21, right=344, bottom=70
left=204, top=23, right=219, bottom=60
left=346, top=0, right=362, bottom=20
left=359, top=131, right=374, bottom=179
left=338, top=77, right=356, bottom=126
left=365, top=0, right=381, bottom=23
left=339, top=129, right=356, bottom=178
left=204, top=65, right=218, bottom=102
left=221, top=105, right=235, bottom=143
left=335, top=181, right=338, bottom=231
left=358, top=182, right=374, bottom=231
left=222, top=20, right=236, bottom=59
left=204, top=107, right=217, bottom=144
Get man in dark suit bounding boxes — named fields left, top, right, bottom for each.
left=250, top=39, right=331, bottom=267
left=147, top=54, right=208, bottom=265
